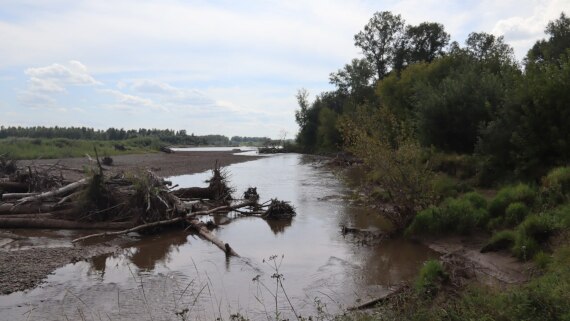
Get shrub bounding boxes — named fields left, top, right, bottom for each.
left=488, top=183, right=536, bottom=217
left=406, top=197, right=489, bottom=236
left=461, top=191, right=487, bottom=210
left=481, top=230, right=516, bottom=252
left=540, top=166, right=570, bottom=206
left=415, top=260, right=447, bottom=297
left=504, top=202, right=530, bottom=226
left=432, top=175, right=459, bottom=199
left=533, top=251, right=552, bottom=270
left=542, top=166, right=570, bottom=194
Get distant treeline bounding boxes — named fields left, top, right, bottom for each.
left=0, top=126, right=269, bottom=146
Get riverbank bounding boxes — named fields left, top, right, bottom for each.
left=19, top=150, right=263, bottom=180
left=0, top=150, right=262, bottom=295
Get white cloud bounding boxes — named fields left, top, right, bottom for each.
left=24, top=60, right=100, bottom=93
left=100, top=89, right=164, bottom=111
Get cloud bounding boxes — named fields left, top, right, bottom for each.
left=100, top=89, right=164, bottom=111
left=24, top=60, right=100, bottom=93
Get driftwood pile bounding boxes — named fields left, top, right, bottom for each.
left=0, top=156, right=296, bottom=256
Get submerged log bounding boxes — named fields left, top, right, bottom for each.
left=347, top=285, right=408, bottom=311
left=188, top=218, right=239, bottom=257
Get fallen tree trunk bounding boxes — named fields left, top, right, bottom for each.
left=0, top=182, right=28, bottom=193
left=0, top=218, right=133, bottom=230
left=0, top=213, right=54, bottom=219
left=72, top=200, right=254, bottom=243
left=188, top=218, right=239, bottom=257
left=2, top=192, right=39, bottom=201
left=172, top=187, right=213, bottom=199
left=347, top=285, right=408, bottom=311
left=0, top=203, right=61, bottom=214
left=13, top=178, right=88, bottom=206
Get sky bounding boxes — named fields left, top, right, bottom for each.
left=1, top=0, right=569, bottom=138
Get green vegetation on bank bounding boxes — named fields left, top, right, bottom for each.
left=0, top=137, right=165, bottom=159
left=293, top=9, right=570, bottom=321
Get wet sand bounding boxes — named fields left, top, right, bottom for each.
left=1, top=151, right=262, bottom=294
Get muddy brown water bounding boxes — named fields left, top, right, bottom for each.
left=0, top=153, right=437, bottom=321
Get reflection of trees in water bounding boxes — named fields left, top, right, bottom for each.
left=358, top=240, right=437, bottom=285
left=89, top=253, right=112, bottom=276
left=128, top=231, right=189, bottom=270
left=265, top=218, right=292, bottom=234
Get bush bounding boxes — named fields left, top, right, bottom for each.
left=406, top=196, right=489, bottom=236
left=504, top=202, right=530, bottom=226
left=488, top=183, right=536, bottom=217
left=461, top=191, right=488, bottom=210
left=481, top=230, right=515, bottom=252
left=540, top=166, right=570, bottom=206
left=533, top=251, right=552, bottom=270
left=432, top=175, right=459, bottom=200
left=415, top=260, right=447, bottom=297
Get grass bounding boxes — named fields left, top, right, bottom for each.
left=415, top=260, right=447, bottom=297
left=0, top=136, right=166, bottom=159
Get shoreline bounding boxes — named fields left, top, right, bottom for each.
left=0, top=151, right=263, bottom=294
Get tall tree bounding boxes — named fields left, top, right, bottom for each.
left=329, top=58, right=374, bottom=101
left=354, top=11, right=406, bottom=80
left=406, top=22, right=450, bottom=63
left=527, top=13, right=570, bottom=66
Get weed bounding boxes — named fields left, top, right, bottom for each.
left=415, top=260, right=447, bottom=297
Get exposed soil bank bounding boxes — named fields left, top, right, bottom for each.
left=19, top=150, right=263, bottom=180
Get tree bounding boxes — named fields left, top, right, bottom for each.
left=527, top=13, right=570, bottom=66
left=465, top=32, right=514, bottom=66
left=406, top=22, right=450, bottom=64
left=354, top=11, right=406, bottom=80
left=329, top=58, right=374, bottom=99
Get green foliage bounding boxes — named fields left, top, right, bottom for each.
left=505, top=202, right=530, bottom=226
left=340, top=106, right=435, bottom=229
left=533, top=251, right=552, bottom=270
left=428, top=152, right=478, bottom=180
left=431, top=175, right=459, bottom=200
left=461, top=192, right=488, bottom=210
left=406, top=194, right=489, bottom=236
left=482, top=230, right=516, bottom=252
left=488, top=184, right=536, bottom=217
left=540, top=166, right=570, bottom=206
left=415, top=260, right=447, bottom=297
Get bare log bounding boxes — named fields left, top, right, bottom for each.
left=0, top=213, right=54, bottom=219
left=188, top=218, right=239, bottom=256
left=13, top=178, right=88, bottom=206
left=0, top=182, right=28, bottom=193
left=2, top=192, right=39, bottom=201
left=0, top=218, right=133, bottom=230
left=347, top=285, right=408, bottom=311
left=0, top=202, right=71, bottom=214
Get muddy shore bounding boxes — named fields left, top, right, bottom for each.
left=1, top=151, right=262, bottom=294
left=20, top=150, right=263, bottom=180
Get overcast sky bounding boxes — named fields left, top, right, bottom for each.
left=1, top=0, right=568, bottom=138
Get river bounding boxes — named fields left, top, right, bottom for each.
left=0, top=153, right=436, bottom=321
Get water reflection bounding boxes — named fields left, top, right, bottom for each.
left=126, top=231, right=189, bottom=270
left=265, top=218, right=293, bottom=234
left=0, top=154, right=438, bottom=320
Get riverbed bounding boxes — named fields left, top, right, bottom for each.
left=0, top=153, right=436, bottom=321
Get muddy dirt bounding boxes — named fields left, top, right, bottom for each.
left=20, top=150, right=262, bottom=181
left=0, top=240, right=121, bottom=294
left=424, top=236, right=530, bottom=285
